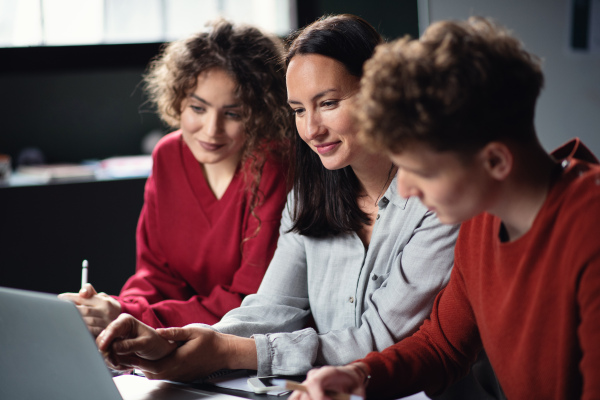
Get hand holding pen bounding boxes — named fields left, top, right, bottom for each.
left=79, top=259, right=99, bottom=299
left=58, top=259, right=122, bottom=337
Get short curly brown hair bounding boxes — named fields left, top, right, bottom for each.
left=358, top=16, right=544, bottom=156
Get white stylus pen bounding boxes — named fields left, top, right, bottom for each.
left=81, top=259, right=88, bottom=288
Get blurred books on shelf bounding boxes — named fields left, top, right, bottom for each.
left=16, top=164, right=96, bottom=183
left=7, top=155, right=152, bottom=187
left=97, top=155, right=152, bottom=179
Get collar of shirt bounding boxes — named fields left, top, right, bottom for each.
left=379, top=176, right=409, bottom=210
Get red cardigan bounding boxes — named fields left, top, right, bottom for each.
left=117, top=131, right=288, bottom=328
left=360, top=139, right=600, bottom=400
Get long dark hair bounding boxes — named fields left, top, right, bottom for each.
left=285, top=14, right=383, bottom=237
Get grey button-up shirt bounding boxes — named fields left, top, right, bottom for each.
left=207, top=177, right=459, bottom=376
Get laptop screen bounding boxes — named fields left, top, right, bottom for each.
left=0, top=286, right=254, bottom=400
left=0, top=286, right=123, bottom=400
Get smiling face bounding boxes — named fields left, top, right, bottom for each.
left=179, top=68, right=247, bottom=168
left=286, top=54, right=365, bottom=171
left=389, top=142, right=499, bottom=225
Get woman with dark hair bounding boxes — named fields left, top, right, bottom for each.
left=59, top=19, right=293, bottom=335
left=286, top=14, right=385, bottom=238
left=95, top=14, right=458, bottom=382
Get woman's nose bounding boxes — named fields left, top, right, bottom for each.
left=205, top=112, right=222, bottom=137
left=303, top=112, right=324, bottom=141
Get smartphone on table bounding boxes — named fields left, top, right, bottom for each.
left=247, top=376, right=285, bottom=393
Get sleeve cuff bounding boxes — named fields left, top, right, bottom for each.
left=252, top=334, right=273, bottom=376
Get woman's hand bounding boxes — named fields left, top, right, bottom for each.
left=128, top=326, right=234, bottom=381
left=96, top=314, right=178, bottom=371
left=123, top=325, right=256, bottom=381
left=288, top=364, right=367, bottom=400
left=58, top=283, right=122, bottom=337
left=98, top=318, right=257, bottom=382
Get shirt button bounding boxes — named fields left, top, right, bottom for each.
left=381, top=198, right=389, bottom=205
left=376, top=214, right=380, bottom=220
left=372, top=274, right=378, bottom=281
left=349, top=297, right=354, bottom=303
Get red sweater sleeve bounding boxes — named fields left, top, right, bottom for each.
left=572, top=193, right=600, bottom=399
left=118, top=170, right=197, bottom=327
left=359, top=262, right=483, bottom=399
left=117, top=133, right=287, bottom=328
left=579, top=253, right=600, bottom=399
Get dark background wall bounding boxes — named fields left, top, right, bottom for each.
left=0, top=43, right=164, bottom=165
left=0, top=178, right=147, bottom=295
left=0, top=1, right=419, bottom=295
left=0, top=1, right=418, bottom=167
left=299, top=0, right=419, bottom=41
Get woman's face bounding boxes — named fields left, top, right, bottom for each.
left=286, top=54, right=363, bottom=171
left=179, top=68, right=246, bottom=167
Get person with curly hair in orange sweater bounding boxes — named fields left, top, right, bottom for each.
left=292, top=17, right=600, bottom=400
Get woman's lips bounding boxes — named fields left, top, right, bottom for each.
left=315, top=141, right=341, bottom=155
left=199, top=141, right=225, bottom=151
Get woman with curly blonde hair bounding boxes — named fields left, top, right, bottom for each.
left=60, top=19, right=293, bottom=335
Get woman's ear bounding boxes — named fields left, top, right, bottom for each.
left=480, top=142, right=513, bottom=181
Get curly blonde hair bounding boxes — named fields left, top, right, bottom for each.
left=144, top=19, right=293, bottom=240
left=358, top=16, right=544, bottom=156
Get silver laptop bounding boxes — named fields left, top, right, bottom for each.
left=0, top=286, right=244, bottom=400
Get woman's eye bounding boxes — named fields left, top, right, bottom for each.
left=292, top=108, right=305, bottom=116
left=190, top=105, right=205, bottom=113
left=321, top=100, right=338, bottom=108
left=225, top=111, right=241, bottom=119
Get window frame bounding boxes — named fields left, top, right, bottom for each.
left=0, top=0, right=312, bottom=73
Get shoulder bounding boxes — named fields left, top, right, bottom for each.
left=262, top=151, right=288, bottom=176
left=152, top=130, right=182, bottom=158
left=538, top=162, right=600, bottom=278
left=549, top=138, right=600, bottom=211
left=561, top=160, right=600, bottom=198
left=548, top=136, right=600, bottom=214
left=148, top=131, right=185, bottom=185
left=253, top=150, right=290, bottom=191
left=551, top=137, right=599, bottom=164
left=551, top=160, right=600, bottom=230
left=529, top=154, right=599, bottom=266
